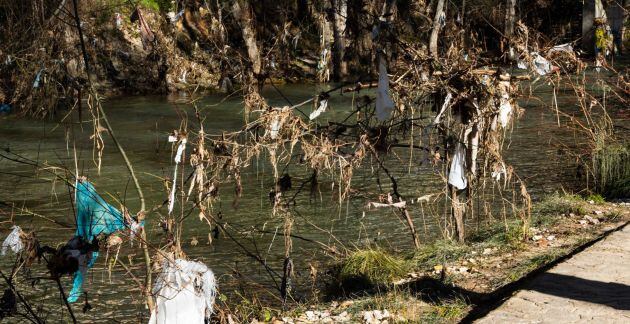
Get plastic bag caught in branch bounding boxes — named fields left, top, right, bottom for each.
left=149, top=258, right=217, bottom=324
left=309, top=99, right=328, bottom=120
left=448, top=143, right=467, bottom=190
left=533, top=53, right=552, bottom=75
left=1, top=226, right=23, bottom=255
left=375, top=55, right=395, bottom=121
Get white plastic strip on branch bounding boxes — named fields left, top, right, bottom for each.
left=309, top=99, right=328, bottom=120
left=375, top=55, right=395, bottom=121
left=433, top=92, right=453, bottom=124
left=168, top=136, right=187, bottom=214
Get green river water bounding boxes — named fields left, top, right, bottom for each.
left=0, top=79, right=622, bottom=322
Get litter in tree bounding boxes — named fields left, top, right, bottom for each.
left=309, top=98, right=328, bottom=120
left=1, top=226, right=23, bottom=255
left=149, top=258, right=217, bottom=324
left=448, top=143, right=467, bottom=190
left=375, top=55, right=394, bottom=121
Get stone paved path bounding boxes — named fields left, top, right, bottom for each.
left=476, top=224, right=630, bottom=324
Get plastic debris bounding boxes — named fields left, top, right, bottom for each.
left=363, top=309, right=390, bottom=324
left=448, top=143, right=467, bottom=190
left=367, top=201, right=406, bottom=209
left=168, top=135, right=187, bottom=214
left=32, top=69, right=44, bottom=88
left=114, top=12, right=122, bottom=28
left=498, top=98, right=512, bottom=128
left=433, top=92, right=453, bottom=124
left=309, top=98, right=328, bottom=120
left=269, top=116, right=281, bottom=139
left=76, top=181, right=126, bottom=242
left=547, top=43, right=574, bottom=55
left=167, top=10, right=185, bottom=23
left=68, top=180, right=127, bottom=302
left=0, top=103, right=11, bottom=114
left=1, top=226, right=23, bottom=255
left=375, top=55, right=395, bottom=121
left=532, top=53, right=552, bottom=75
left=491, top=162, right=507, bottom=182
left=149, top=258, right=217, bottom=324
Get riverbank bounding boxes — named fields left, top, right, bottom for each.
left=221, top=194, right=630, bottom=323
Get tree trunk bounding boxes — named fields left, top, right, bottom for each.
left=504, top=0, right=516, bottom=60
left=232, top=0, right=262, bottom=79
left=451, top=187, right=465, bottom=243
left=582, top=0, right=596, bottom=54
left=429, top=0, right=445, bottom=58
left=331, top=0, right=347, bottom=81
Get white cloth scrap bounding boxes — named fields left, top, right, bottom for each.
left=149, top=259, right=217, bottom=324
left=375, top=55, right=395, bottom=121
left=2, top=226, right=23, bottom=255
left=448, top=143, right=467, bottom=190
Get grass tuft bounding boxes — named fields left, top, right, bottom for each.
left=339, top=249, right=409, bottom=287
left=533, top=192, right=586, bottom=217
left=593, top=142, right=630, bottom=198
left=413, top=240, right=470, bottom=269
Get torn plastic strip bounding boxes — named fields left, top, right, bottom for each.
left=375, top=54, right=395, bottom=121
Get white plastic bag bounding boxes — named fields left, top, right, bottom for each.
left=1, top=226, right=23, bottom=255
left=448, top=143, right=467, bottom=190
left=149, top=259, right=217, bottom=324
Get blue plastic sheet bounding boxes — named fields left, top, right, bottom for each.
left=67, top=181, right=126, bottom=302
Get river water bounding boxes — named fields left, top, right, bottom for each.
left=0, top=78, right=623, bottom=322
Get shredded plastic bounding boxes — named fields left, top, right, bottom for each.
left=448, top=143, right=467, bottom=190
left=1, top=226, right=23, bottom=255
left=532, top=53, right=551, bottom=75
left=434, top=92, right=453, bottom=124
left=375, top=55, right=395, bottom=121
left=68, top=180, right=126, bottom=302
left=309, top=99, right=328, bottom=120
left=149, top=258, right=217, bottom=323
left=168, top=136, right=187, bottom=214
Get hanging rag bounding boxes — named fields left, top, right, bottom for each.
left=448, top=143, right=467, bottom=190
left=1, top=226, right=23, bottom=255
left=149, top=259, right=217, bottom=324
left=375, top=55, right=395, bottom=121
